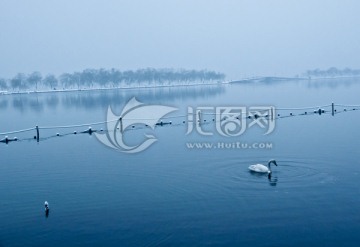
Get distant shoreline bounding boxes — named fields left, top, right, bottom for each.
left=1, top=75, right=360, bottom=96
left=0, top=80, right=229, bottom=96
left=228, top=75, right=360, bottom=84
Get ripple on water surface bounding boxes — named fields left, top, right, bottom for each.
left=209, top=156, right=336, bottom=195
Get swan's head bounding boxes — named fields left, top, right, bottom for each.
left=268, top=159, right=277, bottom=167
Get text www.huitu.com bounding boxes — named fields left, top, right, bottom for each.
left=185, top=142, right=273, bottom=150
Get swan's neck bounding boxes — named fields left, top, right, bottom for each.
left=268, top=160, right=276, bottom=169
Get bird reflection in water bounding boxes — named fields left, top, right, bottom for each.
left=268, top=173, right=278, bottom=186
left=249, top=171, right=278, bottom=186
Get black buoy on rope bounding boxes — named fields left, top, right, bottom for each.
left=156, top=120, right=172, bottom=126
left=315, top=109, right=325, bottom=114
left=0, top=136, right=9, bottom=144
left=82, top=127, right=94, bottom=135
left=0, top=136, right=18, bottom=144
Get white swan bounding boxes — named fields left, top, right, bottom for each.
left=248, top=159, right=278, bottom=174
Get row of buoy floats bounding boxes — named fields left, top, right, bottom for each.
left=155, top=121, right=172, bottom=126
left=287, top=108, right=326, bottom=116
left=1, top=107, right=359, bottom=144
left=0, top=122, right=174, bottom=144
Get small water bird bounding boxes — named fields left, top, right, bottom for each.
left=248, top=159, right=278, bottom=174
left=44, top=201, right=49, bottom=214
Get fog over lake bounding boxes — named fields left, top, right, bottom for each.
left=1, top=1, right=360, bottom=246
left=1, top=1, right=360, bottom=78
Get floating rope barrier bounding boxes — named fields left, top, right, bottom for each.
left=1, top=102, right=360, bottom=144
left=0, top=127, right=36, bottom=136
left=39, top=119, right=118, bottom=130
left=276, top=104, right=331, bottom=110
left=334, top=104, right=360, bottom=107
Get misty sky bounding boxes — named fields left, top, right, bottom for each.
left=1, top=0, right=359, bottom=79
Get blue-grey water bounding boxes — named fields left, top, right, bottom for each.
left=1, top=78, right=360, bottom=246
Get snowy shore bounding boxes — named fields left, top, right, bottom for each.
left=0, top=80, right=230, bottom=96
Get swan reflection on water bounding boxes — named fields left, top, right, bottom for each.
left=268, top=174, right=278, bottom=186
left=248, top=170, right=278, bottom=186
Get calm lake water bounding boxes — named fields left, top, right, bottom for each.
left=1, top=78, right=360, bottom=246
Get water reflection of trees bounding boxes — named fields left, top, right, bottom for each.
left=4, top=85, right=225, bottom=112
left=46, top=95, right=59, bottom=108
left=306, top=77, right=360, bottom=89
left=0, top=98, right=8, bottom=109
left=11, top=96, right=44, bottom=112
left=306, top=67, right=360, bottom=78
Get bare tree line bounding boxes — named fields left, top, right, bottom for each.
left=306, top=67, right=360, bottom=78
left=0, top=68, right=226, bottom=91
